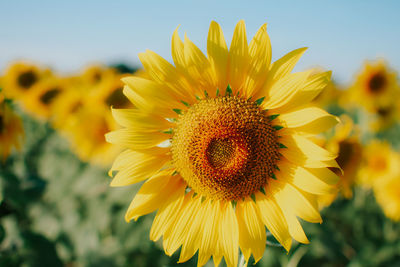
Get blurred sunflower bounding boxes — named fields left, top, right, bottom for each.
left=357, top=141, right=400, bottom=188
left=51, top=83, right=86, bottom=130
left=66, top=105, right=121, bottom=166
left=348, top=60, right=399, bottom=112
left=319, top=115, right=362, bottom=208
left=90, top=73, right=133, bottom=109
left=106, top=21, right=339, bottom=266
left=374, top=174, right=400, bottom=221
left=0, top=93, right=24, bottom=160
left=2, top=62, right=51, bottom=99
left=81, top=65, right=115, bottom=87
left=21, top=77, right=68, bottom=120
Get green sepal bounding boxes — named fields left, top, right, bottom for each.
left=163, top=129, right=174, bottom=135
left=251, top=193, right=256, bottom=203
left=279, top=143, right=288, bottom=149
left=225, top=85, right=232, bottom=96
left=255, top=97, right=265, bottom=106
left=270, top=173, right=277, bottom=180
left=272, top=125, right=284, bottom=131
left=195, top=95, right=202, bottom=101
left=259, top=187, right=266, bottom=195
left=204, top=90, right=209, bottom=98
left=181, top=100, right=190, bottom=107
left=173, top=109, right=182, bottom=115
left=200, top=196, right=206, bottom=203
left=268, top=114, right=280, bottom=121
left=193, top=192, right=198, bottom=198
left=274, top=165, right=280, bottom=171
left=231, top=200, right=237, bottom=209
left=216, top=88, right=220, bottom=97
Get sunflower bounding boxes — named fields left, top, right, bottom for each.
left=106, top=21, right=339, bottom=266
left=65, top=104, right=121, bottom=166
left=0, top=93, right=24, bottom=160
left=318, top=115, right=361, bottom=208
left=21, top=77, right=67, bottom=120
left=2, top=62, right=51, bottom=100
left=89, top=72, right=134, bottom=109
left=80, top=65, right=115, bottom=87
left=357, top=141, right=400, bottom=188
left=347, top=60, right=399, bottom=112
left=374, top=174, right=400, bottom=221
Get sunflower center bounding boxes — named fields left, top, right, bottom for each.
left=206, top=138, right=236, bottom=168
left=172, top=96, right=281, bottom=201
left=17, top=71, right=38, bottom=89
left=39, top=88, right=61, bottom=105
left=368, top=72, right=386, bottom=94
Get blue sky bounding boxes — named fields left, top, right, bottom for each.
left=1, top=0, right=399, bottom=84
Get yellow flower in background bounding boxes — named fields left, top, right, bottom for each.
left=347, top=60, right=399, bottom=112
left=66, top=106, right=121, bottom=166
left=318, top=115, right=362, bottom=208
left=0, top=93, right=24, bottom=160
left=21, top=77, right=68, bottom=120
left=374, top=174, right=400, bottom=221
left=106, top=21, right=339, bottom=266
left=357, top=141, right=400, bottom=188
left=2, top=62, right=51, bottom=99
left=89, top=73, right=134, bottom=109
left=81, top=65, right=116, bottom=87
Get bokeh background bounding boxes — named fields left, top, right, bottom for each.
left=1, top=1, right=400, bottom=266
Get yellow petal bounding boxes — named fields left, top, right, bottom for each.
left=207, top=21, right=229, bottom=92
left=280, top=133, right=339, bottom=168
left=306, top=167, right=340, bottom=185
left=197, top=199, right=219, bottom=266
left=277, top=162, right=336, bottom=195
left=279, top=106, right=339, bottom=135
left=111, top=108, right=174, bottom=131
left=236, top=199, right=266, bottom=263
left=163, top=195, right=203, bottom=256
left=263, top=47, right=308, bottom=89
left=256, top=192, right=292, bottom=251
left=122, top=77, right=181, bottom=118
left=276, top=71, right=332, bottom=112
left=244, top=23, right=271, bottom=98
left=219, top=201, right=239, bottom=267
left=228, top=20, right=249, bottom=94
left=171, top=26, right=186, bottom=71
left=279, top=182, right=322, bottom=223
left=105, top=128, right=170, bottom=150
left=262, top=71, right=311, bottom=110
left=109, top=148, right=170, bottom=186
left=274, top=188, right=309, bottom=244
left=125, top=171, right=185, bottom=221
left=150, top=190, right=186, bottom=241
left=184, top=34, right=216, bottom=94
left=138, top=50, right=195, bottom=102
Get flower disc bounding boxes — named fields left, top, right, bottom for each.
left=172, top=95, right=280, bottom=201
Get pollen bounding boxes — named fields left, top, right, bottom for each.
left=171, top=95, right=281, bottom=201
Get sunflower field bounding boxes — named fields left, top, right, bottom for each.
left=1, top=10, right=400, bottom=267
